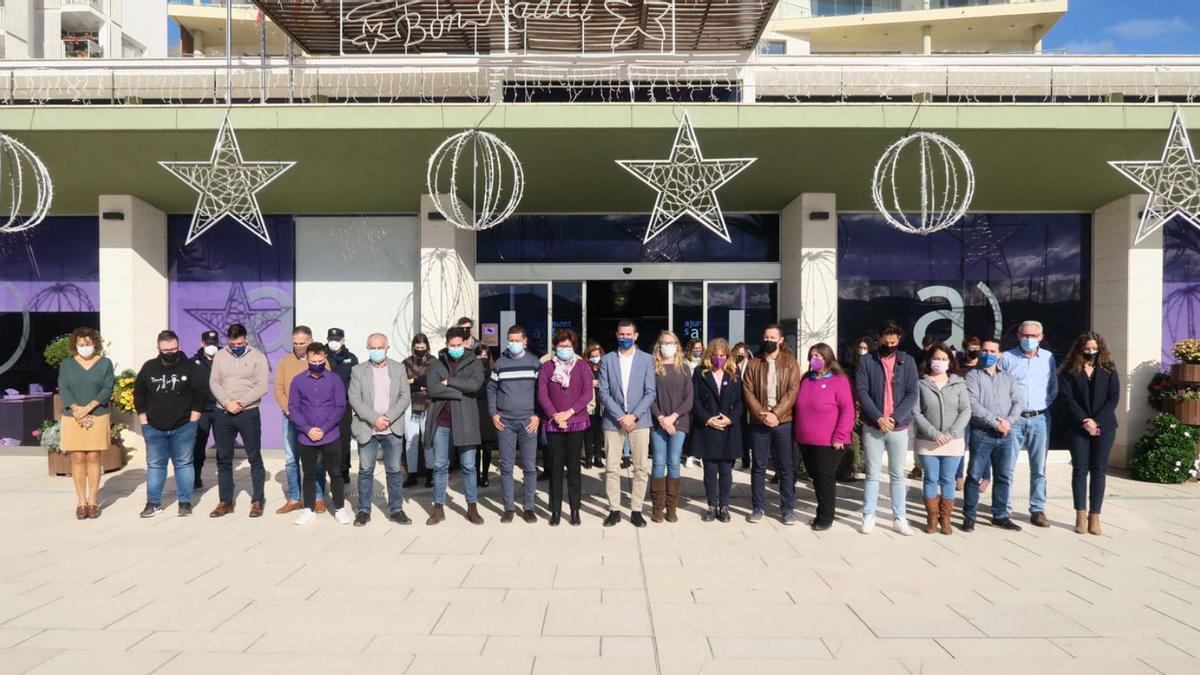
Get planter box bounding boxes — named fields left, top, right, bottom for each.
left=47, top=443, right=128, bottom=477
left=1172, top=363, right=1200, bottom=385
left=1165, top=399, right=1200, bottom=426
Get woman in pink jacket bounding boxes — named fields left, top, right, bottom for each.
left=794, top=343, right=856, bottom=531
left=537, top=329, right=594, bottom=527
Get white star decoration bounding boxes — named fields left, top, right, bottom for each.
left=160, top=114, right=295, bottom=246
left=616, top=112, right=755, bottom=244
left=1110, top=108, right=1200, bottom=245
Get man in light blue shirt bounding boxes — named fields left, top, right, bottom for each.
left=999, top=320, right=1058, bottom=527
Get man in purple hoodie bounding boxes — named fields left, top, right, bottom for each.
left=288, top=342, right=349, bottom=526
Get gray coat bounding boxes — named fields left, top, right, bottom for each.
left=912, top=375, right=971, bottom=442
left=424, top=349, right=485, bottom=448
left=348, top=359, right=411, bottom=444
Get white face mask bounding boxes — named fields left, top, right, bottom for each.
left=858, top=348, right=869, bottom=356
left=203, top=344, right=219, bottom=357
left=660, top=344, right=677, bottom=359
left=327, top=340, right=342, bottom=352
left=588, top=356, right=601, bottom=364
left=77, top=345, right=95, bottom=358
left=930, top=359, right=950, bottom=374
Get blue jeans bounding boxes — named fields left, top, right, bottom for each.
left=287, top=418, right=326, bottom=501
left=498, top=419, right=538, bottom=511
left=432, top=426, right=478, bottom=505
left=404, top=409, right=426, bottom=472
left=650, top=428, right=686, bottom=479
left=920, top=454, right=959, bottom=500
left=963, top=428, right=1015, bottom=521
left=1010, top=414, right=1049, bottom=515
left=144, top=422, right=197, bottom=506
left=861, top=426, right=910, bottom=518
left=357, top=433, right=405, bottom=515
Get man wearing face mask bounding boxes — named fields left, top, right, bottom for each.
left=742, top=324, right=801, bottom=525
left=135, top=330, right=209, bottom=518
left=487, top=325, right=542, bottom=524
left=190, top=331, right=220, bottom=489
left=289, top=343, right=350, bottom=526
left=273, top=326, right=326, bottom=514
left=998, top=320, right=1058, bottom=527
left=402, top=335, right=434, bottom=488
left=424, top=327, right=486, bottom=525
left=962, top=339, right=1024, bottom=532
left=348, top=333, right=411, bottom=526
left=326, top=328, right=360, bottom=485
left=209, top=323, right=271, bottom=518
left=597, top=319, right=657, bottom=527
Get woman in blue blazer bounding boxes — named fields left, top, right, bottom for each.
left=1058, top=332, right=1120, bottom=537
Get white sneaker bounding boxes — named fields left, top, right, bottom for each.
left=893, top=518, right=915, bottom=536
left=859, top=514, right=876, bottom=534
left=294, top=508, right=316, bottom=526
left=335, top=508, right=352, bottom=525
left=689, top=457, right=702, bottom=468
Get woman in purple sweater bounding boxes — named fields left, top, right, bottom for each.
left=794, top=343, right=855, bottom=531
left=537, top=328, right=594, bottom=527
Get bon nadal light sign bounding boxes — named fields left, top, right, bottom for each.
left=342, top=0, right=677, bottom=54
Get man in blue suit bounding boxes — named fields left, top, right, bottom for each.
left=598, top=319, right=657, bottom=528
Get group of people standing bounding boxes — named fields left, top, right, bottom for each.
left=57, top=314, right=1121, bottom=536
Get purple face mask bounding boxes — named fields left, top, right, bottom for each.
left=712, top=356, right=727, bottom=369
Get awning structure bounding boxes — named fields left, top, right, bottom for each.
left=253, top=0, right=780, bottom=55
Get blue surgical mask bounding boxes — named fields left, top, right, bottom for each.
left=980, top=353, right=999, bottom=368
left=230, top=345, right=246, bottom=357
left=368, top=349, right=386, bottom=363
left=507, top=341, right=525, bottom=356
left=1020, top=338, right=1040, bottom=353
left=555, top=347, right=575, bottom=361
left=447, top=347, right=465, bottom=359
left=617, top=337, right=634, bottom=351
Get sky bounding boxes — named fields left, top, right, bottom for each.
left=1044, top=0, right=1200, bottom=54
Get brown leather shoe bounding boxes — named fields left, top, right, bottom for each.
left=276, top=500, right=302, bottom=515
left=938, top=498, right=953, bottom=536
left=87, top=504, right=100, bottom=519
left=249, top=501, right=264, bottom=518
left=1030, top=511, right=1049, bottom=528
left=314, top=500, right=326, bottom=514
left=924, top=497, right=939, bottom=534
left=209, top=501, right=234, bottom=518
left=1075, top=510, right=1088, bottom=534
left=426, top=503, right=445, bottom=526
left=1087, top=512, right=1102, bottom=536
left=650, top=476, right=666, bottom=523
left=466, top=503, right=484, bottom=525
left=75, top=505, right=87, bottom=520
left=522, top=509, right=537, bottom=524
left=501, top=510, right=514, bottom=524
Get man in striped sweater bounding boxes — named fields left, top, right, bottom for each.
left=487, top=325, right=542, bottom=524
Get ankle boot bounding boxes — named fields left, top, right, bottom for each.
left=425, top=504, right=445, bottom=526
left=1087, top=512, right=1102, bottom=536
left=665, top=477, right=681, bottom=523
left=1074, top=510, right=1088, bottom=534
left=650, top=477, right=666, bottom=523
left=938, top=497, right=953, bottom=535
left=466, top=503, right=484, bottom=525
left=924, top=497, right=939, bottom=534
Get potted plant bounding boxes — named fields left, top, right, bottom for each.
left=1162, top=385, right=1200, bottom=426
left=1130, top=414, right=1200, bottom=484
left=1171, top=340, right=1200, bottom=385
left=1148, top=372, right=1173, bottom=412
left=40, top=420, right=129, bottom=476
left=43, top=334, right=72, bottom=419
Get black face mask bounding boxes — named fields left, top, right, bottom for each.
left=413, top=349, right=429, bottom=359
left=736, top=354, right=746, bottom=363
left=877, top=343, right=897, bottom=357
left=761, top=340, right=778, bottom=355
left=160, top=351, right=183, bottom=365
left=1082, top=351, right=1098, bottom=361
left=967, top=348, right=980, bottom=356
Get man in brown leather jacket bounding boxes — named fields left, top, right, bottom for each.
left=742, top=324, right=801, bottom=525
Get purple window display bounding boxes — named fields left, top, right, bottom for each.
left=1163, top=219, right=1200, bottom=366
left=168, top=214, right=295, bottom=448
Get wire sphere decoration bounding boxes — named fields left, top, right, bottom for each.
left=871, top=131, right=975, bottom=236
left=0, top=133, right=53, bottom=234
left=426, top=129, right=524, bottom=232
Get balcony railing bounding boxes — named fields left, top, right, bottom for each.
left=779, top=0, right=1060, bottom=19
left=167, top=0, right=258, bottom=8
left=0, top=54, right=1195, bottom=105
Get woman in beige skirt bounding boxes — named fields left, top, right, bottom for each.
left=57, top=327, right=115, bottom=519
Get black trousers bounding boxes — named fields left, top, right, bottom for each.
left=547, top=431, right=584, bottom=515
left=300, top=439, right=344, bottom=510
left=1068, top=429, right=1115, bottom=513
left=749, top=423, right=795, bottom=513
left=192, top=409, right=214, bottom=476
left=583, top=413, right=604, bottom=462
left=213, top=408, right=264, bottom=503
left=339, top=407, right=353, bottom=478
left=801, top=444, right=844, bottom=526
left=703, top=459, right=734, bottom=508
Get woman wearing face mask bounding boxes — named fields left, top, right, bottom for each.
left=537, top=330, right=594, bottom=526
left=731, top=342, right=752, bottom=469
left=649, top=331, right=693, bottom=523
left=474, top=344, right=497, bottom=489
left=402, top=334, right=435, bottom=488
left=954, top=336, right=984, bottom=490
left=794, top=343, right=855, bottom=531
left=684, top=339, right=705, bottom=375
left=836, top=337, right=875, bottom=484
left=583, top=342, right=606, bottom=469
left=1058, top=332, right=1120, bottom=536
left=912, top=344, right=971, bottom=535
left=691, top=339, right=743, bottom=522
left=57, top=327, right=115, bottom=519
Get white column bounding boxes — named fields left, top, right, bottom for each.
left=780, top=193, right=838, bottom=355
left=98, top=195, right=168, bottom=375
left=921, top=25, right=932, bottom=55
left=419, top=194, right=476, bottom=351
left=1092, top=194, right=1161, bottom=468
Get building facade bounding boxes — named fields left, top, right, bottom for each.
left=1, top=0, right=167, bottom=59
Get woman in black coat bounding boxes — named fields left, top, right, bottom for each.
left=1058, top=332, right=1120, bottom=537
left=691, top=338, right=744, bottom=523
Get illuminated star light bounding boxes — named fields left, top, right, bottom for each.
left=160, top=113, right=295, bottom=247
left=1109, top=108, right=1200, bottom=245
left=616, top=112, right=756, bottom=244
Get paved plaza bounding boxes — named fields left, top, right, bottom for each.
left=0, top=451, right=1198, bottom=675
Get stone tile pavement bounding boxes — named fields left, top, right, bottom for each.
left=1, top=450, right=1198, bottom=674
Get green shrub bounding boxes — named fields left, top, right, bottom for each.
left=42, top=334, right=72, bottom=369
left=1130, top=414, right=1199, bottom=484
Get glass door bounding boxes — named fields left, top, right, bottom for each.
left=703, top=281, right=779, bottom=348
left=478, top=283, right=550, bottom=357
